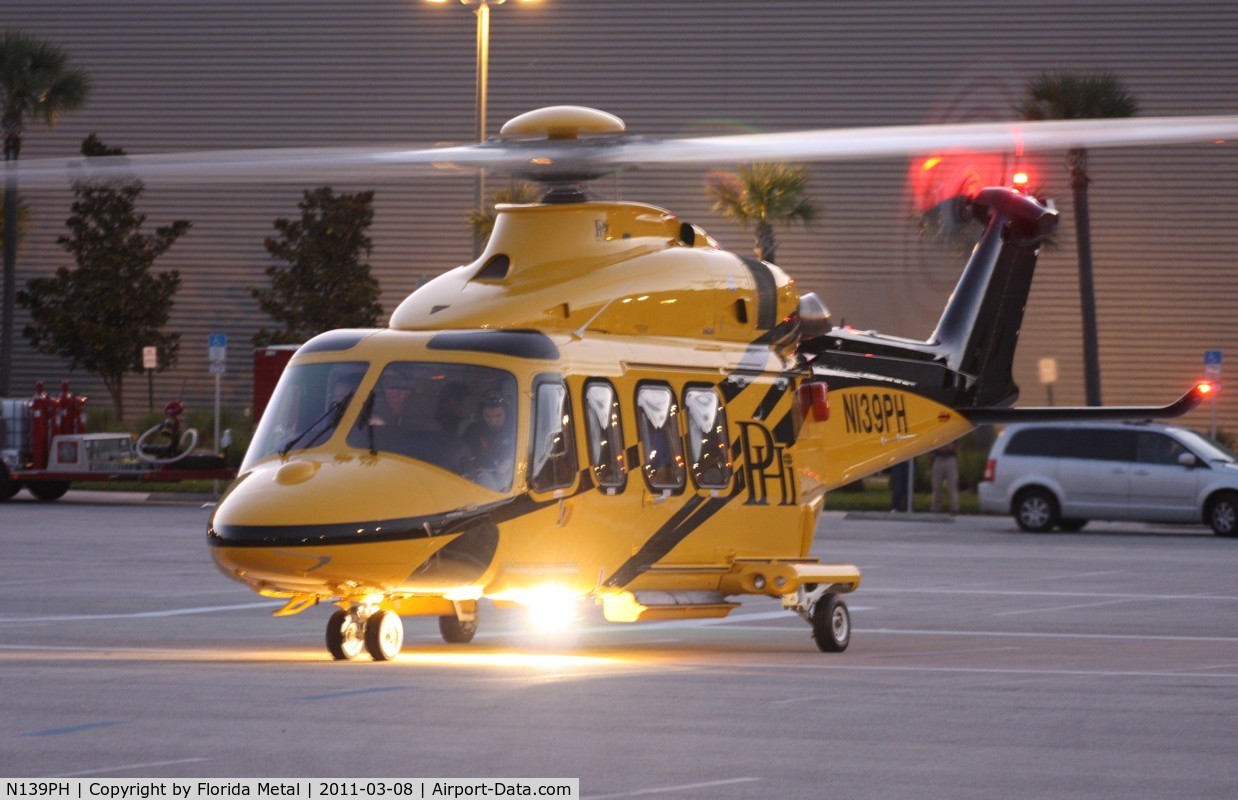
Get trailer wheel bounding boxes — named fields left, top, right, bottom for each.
left=0, top=466, right=21, bottom=501
left=28, top=480, right=70, bottom=502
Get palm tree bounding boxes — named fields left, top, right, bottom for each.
left=1020, top=71, right=1137, bottom=406
left=468, top=180, right=542, bottom=248
left=1, top=29, right=91, bottom=395
left=705, top=162, right=819, bottom=263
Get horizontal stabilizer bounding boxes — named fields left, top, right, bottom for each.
left=957, top=383, right=1213, bottom=425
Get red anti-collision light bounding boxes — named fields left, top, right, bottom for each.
left=1197, top=381, right=1215, bottom=395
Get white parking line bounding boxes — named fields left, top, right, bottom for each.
left=866, top=587, right=1238, bottom=602
left=992, top=598, right=1144, bottom=616
left=46, top=758, right=210, bottom=777
left=0, top=601, right=280, bottom=624
left=865, top=627, right=1238, bottom=643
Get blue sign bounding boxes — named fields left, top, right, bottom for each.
left=1204, top=350, right=1222, bottom=378
left=209, top=333, right=228, bottom=371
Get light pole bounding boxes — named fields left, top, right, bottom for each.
left=428, top=0, right=539, bottom=257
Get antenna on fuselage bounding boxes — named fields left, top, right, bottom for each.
left=572, top=281, right=633, bottom=340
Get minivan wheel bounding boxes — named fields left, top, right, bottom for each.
left=1207, top=492, right=1238, bottom=538
left=1014, top=488, right=1059, bottom=533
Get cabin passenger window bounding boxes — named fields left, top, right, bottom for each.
left=530, top=378, right=578, bottom=492
left=636, top=383, right=685, bottom=491
left=584, top=381, right=627, bottom=491
left=684, top=387, right=732, bottom=490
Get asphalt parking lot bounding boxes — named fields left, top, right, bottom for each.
left=2, top=492, right=1236, bottom=799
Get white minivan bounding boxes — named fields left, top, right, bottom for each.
left=978, top=422, right=1238, bottom=536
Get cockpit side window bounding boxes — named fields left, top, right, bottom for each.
left=636, top=382, right=685, bottom=492
left=684, top=385, right=732, bottom=490
left=530, top=376, right=579, bottom=493
left=584, top=379, right=627, bottom=492
left=244, top=361, right=367, bottom=469
left=348, top=362, right=518, bottom=491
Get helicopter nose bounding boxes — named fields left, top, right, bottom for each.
left=207, top=455, right=502, bottom=594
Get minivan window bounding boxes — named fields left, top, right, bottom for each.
left=1007, top=427, right=1134, bottom=462
left=1174, top=429, right=1236, bottom=463
left=1136, top=432, right=1191, bottom=466
left=1007, top=427, right=1077, bottom=458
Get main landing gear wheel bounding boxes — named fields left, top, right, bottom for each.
left=364, top=610, right=404, bottom=661
left=812, top=594, right=851, bottom=653
left=439, top=615, right=478, bottom=644
left=326, top=609, right=365, bottom=661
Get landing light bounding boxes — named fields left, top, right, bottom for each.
left=513, top=585, right=580, bottom=635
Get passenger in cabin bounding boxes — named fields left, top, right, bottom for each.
left=326, top=373, right=358, bottom=412
left=464, top=390, right=516, bottom=472
left=370, top=370, right=417, bottom=428
left=435, top=381, right=473, bottom=436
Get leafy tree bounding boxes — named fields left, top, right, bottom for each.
left=250, top=187, right=383, bottom=346
left=1, top=29, right=91, bottom=395
left=18, top=135, right=189, bottom=421
left=468, top=180, right=541, bottom=245
left=705, top=163, right=819, bottom=263
left=1020, top=71, right=1138, bottom=406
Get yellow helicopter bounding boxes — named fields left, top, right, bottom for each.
left=18, top=105, right=1236, bottom=660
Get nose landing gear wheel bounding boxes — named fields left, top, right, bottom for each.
left=812, top=594, right=851, bottom=653
left=326, top=609, right=365, bottom=661
left=364, top=609, right=404, bottom=661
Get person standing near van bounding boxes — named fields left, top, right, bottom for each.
left=890, top=459, right=911, bottom=512
left=931, top=442, right=960, bottom=515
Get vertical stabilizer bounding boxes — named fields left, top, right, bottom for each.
left=799, top=187, right=1058, bottom=410
left=929, top=188, right=1057, bottom=406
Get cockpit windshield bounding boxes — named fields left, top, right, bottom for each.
left=348, top=362, right=519, bottom=492
left=245, top=361, right=368, bottom=469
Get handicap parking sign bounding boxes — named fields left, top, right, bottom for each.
left=1204, top=350, right=1222, bottom=378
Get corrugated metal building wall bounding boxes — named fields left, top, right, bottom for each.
left=6, top=0, right=1238, bottom=434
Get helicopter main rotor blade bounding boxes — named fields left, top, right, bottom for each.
left=9, top=113, right=1238, bottom=187
left=6, top=143, right=500, bottom=187
left=602, top=114, right=1238, bottom=166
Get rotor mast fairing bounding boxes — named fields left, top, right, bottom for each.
left=389, top=200, right=799, bottom=347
